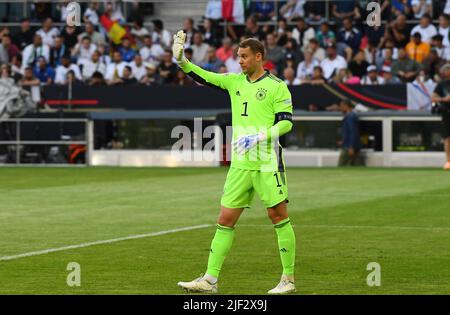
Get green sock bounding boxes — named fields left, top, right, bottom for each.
left=206, top=224, right=235, bottom=278
left=274, top=218, right=296, bottom=276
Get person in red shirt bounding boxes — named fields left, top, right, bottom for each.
left=216, top=37, right=233, bottom=62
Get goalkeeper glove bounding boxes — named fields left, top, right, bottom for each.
left=172, top=30, right=188, bottom=66
left=232, top=133, right=267, bottom=155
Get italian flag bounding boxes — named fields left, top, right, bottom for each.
left=222, top=0, right=245, bottom=24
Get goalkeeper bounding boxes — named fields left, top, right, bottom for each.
left=174, top=31, right=296, bottom=294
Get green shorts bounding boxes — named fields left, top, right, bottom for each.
left=220, top=167, right=289, bottom=209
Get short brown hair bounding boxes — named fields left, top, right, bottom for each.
left=239, top=38, right=265, bottom=60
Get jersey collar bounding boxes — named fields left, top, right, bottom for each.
left=246, top=69, right=270, bottom=84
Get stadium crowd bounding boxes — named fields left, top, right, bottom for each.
left=0, top=0, right=450, bottom=88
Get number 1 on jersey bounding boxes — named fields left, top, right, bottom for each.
left=241, top=102, right=249, bottom=116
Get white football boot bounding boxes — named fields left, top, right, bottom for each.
left=177, top=276, right=218, bottom=293
left=268, top=275, right=296, bottom=294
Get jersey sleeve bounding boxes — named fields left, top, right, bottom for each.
left=180, top=61, right=236, bottom=92
left=273, top=82, right=293, bottom=114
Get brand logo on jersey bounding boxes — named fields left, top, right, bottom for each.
left=256, top=88, right=267, bottom=101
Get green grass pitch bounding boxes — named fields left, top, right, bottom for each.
left=0, top=167, right=449, bottom=294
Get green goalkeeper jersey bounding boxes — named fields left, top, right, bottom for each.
left=180, top=62, right=293, bottom=171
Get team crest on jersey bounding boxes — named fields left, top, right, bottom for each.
left=256, top=88, right=267, bottom=101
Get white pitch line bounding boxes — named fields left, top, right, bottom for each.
left=0, top=224, right=213, bottom=262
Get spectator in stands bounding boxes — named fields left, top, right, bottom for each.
left=244, top=16, right=264, bottom=41
left=199, top=18, right=221, bottom=47
left=423, top=49, right=446, bottom=81
left=201, top=46, right=224, bottom=73
left=411, top=0, right=432, bottom=19
left=280, top=0, right=306, bottom=21
left=348, top=49, right=370, bottom=79
left=119, top=37, right=137, bottom=63
left=265, top=33, right=284, bottom=74
left=363, top=39, right=379, bottom=65
left=157, top=50, right=178, bottom=84
left=338, top=99, right=363, bottom=167
left=22, top=34, right=50, bottom=72
left=438, top=14, right=450, bottom=48
left=283, top=67, right=301, bottom=85
left=406, top=32, right=430, bottom=63
left=36, top=18, right=59, bottom=48
left=139, top=35, right=164, bottom=67
left=333, top=68, right=356, bottom=84
left=361, top=65, right=385, bottom=85
left=19, top=66, right=40, bottom=87
left=131, top=17, right=150, bottom=50
left=365, top=22, right=385, bottom=49
left=141, top=62, right=162, bottom=86
left=184, top=48, right=193, bottom=61
left=33, top=56, right=54, bottom=85
left=183, top=18, right=198, bottom=47
left=251, top=0, right=276, bottom=21
left=304, top=0, right=326, bottom=22
left=337, top=18, right=362, bottom=59
left=10, top=55, right=22, bottom=81
left=1, top=64, right=13, bottom=82
left=0, top=38, right=9, bottom=64
left=225, top=44, right=241, bottom=74
left=129, top=54, right=146, bottom=81
left=384, top=14, right=410, bottom=48
left=173, top=69, right=194, bottom=86
left=60, top=25, right=80, bottom=52
left=296, top=48, right=319, bottom=80
left=81, top=50, right=106, bottom=81
left=216, top=37, right=233, bottom=63
left=152, top=19, right=171, bottom=49
left=115, top=66, right=137, bottom=85
left=376, top=46, right=396, bottom=71
left=275, top=18, right=289, bottom=47
left=78, top=21, right=106, bottom=47
left=1, top=34, right=19, bottom=62
left=391, top=0, right=412, bottom=17
left=88, top=71, right=106, bottom=86
left=49, top=36, right=67, bottom=68
left=191, top=32, right=210, bottom=64
left=56, top=0, right=70, bottom=24
left=13, top=18, right=34, bottom=51
left=382, top=65, right=402, bottom=84
left=320, top=43, right=348, bottom=81
left=316, top=22, right=336, bottom=48
left=410, top=14, right=437, bottom=44
left=205, top=0, right=223, bottom=22
left=83, top=1, right=100, bottom=26
left=283, top=39, right=302, bottom=69
left=291, top=17, right=315, bottom=52
left=66, top=69, right=84, bottom=86
left=307, top=38, right=326, bottom=61
left=332, top=0, right=361, bottom=22
left=97, top=43, right=111, bottom=65
left=105, top=51, right=127, bottom=84
left=391, top=47, right=422, bottom=82
left=431, top=34, right=450, bottom=61
left=54, top=55, right=82, bottom=85
left=72, top=36, right=97, bottom=66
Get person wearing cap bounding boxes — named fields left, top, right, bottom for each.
left=338, top=99, right=363, bottom=167
left=361, top=65, right=385, bottom=85
left=381, top=65, right=401, bottom=84
left=406, top=32, right=430, bottom=63
left=320, top=42, right=348, bottom=80
left=431, top=64, right=450, bottom=170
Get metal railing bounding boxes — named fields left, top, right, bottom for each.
left=0, top=118, right=90, bottom=165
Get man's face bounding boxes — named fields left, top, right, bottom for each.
left=368, top=70, right=377, bottom=80
left=2, top=36, right=10, bottom=46
left=82, top=39, right=91, bottom=49
left=183, top=19, right=192, bottom=30
left=22, top=20, right=30, bottom=30
left=34, top=35, right=42, bottom=46
left=144, top=37, right=152, bottom=47
left=122, top=39, right=130, bottom=49
left=413, top=36, right=421, bottom=45
left=207, top=48, right=216, bottom=60
left=25, top=68, right=33, bottom=79
left=266, top=34, right=275, bottom=46
left=238, top=46, right=261, bottom=74
left=343, top=19, right=352, bottom=30
left=123, top=68, right=131, bottom=78
left=43, top=18, right=52, bottom=30
left=283, top=68, right=294, bottom=80
left=296, top=20, right=305, bottom=30
left=398, top=49, right=406, bottom=59
left=163, top=52, right=172, bottom=63
left=62, top=58, right=70, bottom=67
left=92, top=51, right=100, bottom=62
left=420, top=17, right=429, bottom=28
left=439, top=16, right=449, bottom=28
left=193, top=33, right=202, bottom=45
left=135, top=55, right=142, bottom=66
left=38, top=58, right=46, bottom=69
left=113, top=52, right=122, bottom=63
left=54, top=37, right=63, bottom=48
left=326, top=47, right=336, bottom=59
left=86, top=23, right=94, bottom=34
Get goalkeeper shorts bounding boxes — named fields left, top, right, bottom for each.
left=220, top=167, right=288, bottom=209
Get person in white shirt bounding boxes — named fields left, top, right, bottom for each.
left=77, top=22, right=106, bottom=47
left=431, top=34, right=450, bottom=61
left=35, top=18, right=60, bottom=48
left=129, top=54, right=146, bottom=81
left=291, top=17, right=315, bottom=52
left=410, top=14, right=437, bottom=43
left=105, top=51, right=127, bottom=84
left=280, top=0, right=306, bottom=21
left=411, top=0, right=432, bottom=19
left=72, top=36, right=97, bottom=66
left=283, top=67, right=301, bottom=85
left=225, top=45, right=241, bottom=74
left=361, top=65, right=385, bottom=85
left=205, top=0, right=222, bottom=20
left=320, top=43, right=348, bottom=80
left=80, top=50, right=106, bottom=81
left=21, top=34, right=50, bottom=72
left=131, top=17, right=150, bottom=50
left=54, top=55, right=82, bottom=84
left=83, top=1, right=100, bottom=25
left=139, top=35, right=164, bottom=67
left=191, top=32, right=210, bottom=64
left=152, top=19, right=172, bottom=49
left=438, top=14, right=450, bottom=48
left=296, top=49, right=319, bottom=79
left=97, top=43, right=111, bottom=65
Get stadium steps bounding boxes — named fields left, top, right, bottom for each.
left=146, top=0, right=208, bottom=34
